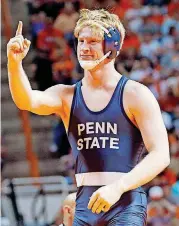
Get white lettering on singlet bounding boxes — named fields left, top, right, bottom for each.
left=110, top=138, right=119, bottom=149
left=96, top=122, right=105, bottom=134
left=84, top=137, right=92, bottom=149
left=78, top=122, right=117, bottom=136
left=86, top=122, right=95, bottom=134
left=107, top=122, right=117, bottom=134
left=77, top=122, right=119, bottom=150
left=78, top=124, right=85, bottom=136
left=77, top=139, right=83, bottom=151
left=99, top=137, right=109, bottom=148
left=90, top=137, right=100, bottom=149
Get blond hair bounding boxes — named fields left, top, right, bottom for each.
left=74, top=9, right=125, bottom=50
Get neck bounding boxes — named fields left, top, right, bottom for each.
left=63, top=218, right=72, bottom=226
left=83, top=60, right=119, bottom=88
left=63, top=219, right=67, bottom=226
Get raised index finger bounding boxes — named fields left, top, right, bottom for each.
left=16, top=21, right=23, bottom=36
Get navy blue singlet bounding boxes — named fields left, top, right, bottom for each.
left=68, top=75, right=147, bottom=226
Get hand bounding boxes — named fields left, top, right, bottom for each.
left=7, top=21, right=31, bottom=63
left=88, top=182, right=124, bottom=214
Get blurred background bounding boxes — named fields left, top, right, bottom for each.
left=1, top=0, right=179, bottom=226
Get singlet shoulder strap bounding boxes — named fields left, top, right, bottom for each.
left=108, top=75, right=126, bottom=102
left=67, top=81, right=81, bottom=135
left=119, top=76, right=137, bottom=128
left=119, top=75, right=129, bottom=103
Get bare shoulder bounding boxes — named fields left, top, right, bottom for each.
left=124, top=79, right=159, bottom=111
left=124, top=80, right=154, bottom=99
left=46, top=83, right=75, bottom=96
left=44, top=83, right=76, bottom=114
left=44, top=83, right=76, bottom=106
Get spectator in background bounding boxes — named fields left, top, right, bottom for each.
left=36, top=16, right=63, bottom=56
left=30, top=11, right=46, bottom=48
left=125, top=0, right=144, bottom=33
left=171, top=181, right=179, bottom=205
left=147, top=186, right=177, bottom=226
left=50, top=34, right=75, bottom=85
left=160, top=38, right=179, bottom=72
left=161, top=9, right=179, bottom=35
left=32, top=16, right=67, bottom=91
left=129, top=57, right=160, bottom=87
left=39, top=0, right=65, bottom=20
left=139, top=15, right=160, bottom=34
left=116, top=48, right=141, bottom=76
left=169, top=131, right=179, bottom=178
left=161, top=26, right=177, bottom=51
left=158, top=75, right=179, bottom=114
left=24, top=0, right=44, bottom=16
left=143, top=0, right=171, bottom=6
left=122, top=28, right=141, bottom=51
left=53, top=2, right=79, bottom=49
left=51, top=192, right=76, bottom=226
left=140, top=31, right=161, bottom=62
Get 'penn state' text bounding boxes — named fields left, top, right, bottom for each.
left=77, top=122, right=119, bottom=150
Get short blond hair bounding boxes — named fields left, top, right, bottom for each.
left=74, top=9, right=125, bottom=50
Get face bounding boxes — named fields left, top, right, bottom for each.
left=141, top=58, right=150, bottom=68
left=77, top=26, right=104, bottom=62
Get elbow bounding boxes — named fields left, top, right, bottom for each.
left=162, top=154, right=170, bottom=169
left=12, top=95, right=33, bottom=111
left=17, top=105, right=30, bottom=111
left=164, top=156, right=170, bottom=167
left=15, top=100, right=31, bottom=111
left=155, top=150, right=170, bottom=171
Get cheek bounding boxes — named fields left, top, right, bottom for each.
left=96, top=49, right=104, bottom=58
left=93, top=44, right=104, bottom=58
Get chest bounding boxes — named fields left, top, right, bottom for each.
left=81, top=87, right=116, bottom=112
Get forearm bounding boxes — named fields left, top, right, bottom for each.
left=8, top=60, right=33, bottom=110
left=118, top=149, right=170, bottom=193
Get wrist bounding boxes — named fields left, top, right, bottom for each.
left=116, top=178, right=127, bottom=194
left=8, top=60, right=22, bottom=69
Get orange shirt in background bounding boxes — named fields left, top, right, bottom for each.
left=122, top=33, right=141, bottom=50
left=37, top=27, right=63, bottom=51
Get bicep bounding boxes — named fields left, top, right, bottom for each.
left=30, top=86, right=63, bottom=115
left=129, top=84, right=169, bottom=153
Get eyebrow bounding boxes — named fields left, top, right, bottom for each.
left=78, top=36, right=102, bottom=41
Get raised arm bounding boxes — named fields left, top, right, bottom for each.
left=7, top=21, right=63, bottom=115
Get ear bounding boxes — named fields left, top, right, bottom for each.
left=63, top=205, right=71, bottom=215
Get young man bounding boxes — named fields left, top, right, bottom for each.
left=7, top=9, right=170, bottom=226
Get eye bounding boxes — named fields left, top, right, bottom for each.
left=91, top=40, right=97, bottom=44
left=79, top=39, right=84, bottom=43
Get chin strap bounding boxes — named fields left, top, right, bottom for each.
left=94, top=51, right=111, bottom=65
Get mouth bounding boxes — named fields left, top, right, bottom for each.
left=80, top=55, right=93, bottom=60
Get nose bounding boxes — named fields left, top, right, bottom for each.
left=81, top=41, right=90, bottom=53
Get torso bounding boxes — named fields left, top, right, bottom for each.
left=60, top=76, right=147, bottom=225
left=60, top=76, right=137, bottom=132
